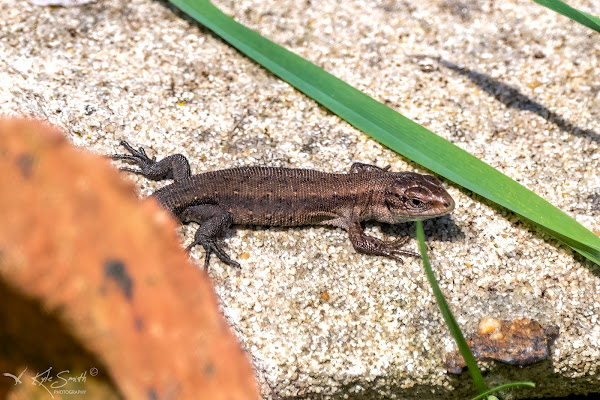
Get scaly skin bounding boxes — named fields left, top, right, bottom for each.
left=112, top=141, right=454, bottom=268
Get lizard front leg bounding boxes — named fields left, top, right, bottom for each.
left=111, top=141, right=191, bottom=182
left=179, top=204, right=240, bottom=269
left=346, top=221, right=418, bottom=263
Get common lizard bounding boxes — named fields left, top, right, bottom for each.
left=112, top=141, right=455, bottom=268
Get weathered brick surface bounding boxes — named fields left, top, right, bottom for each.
left=0, top=118, right=258, bottom=400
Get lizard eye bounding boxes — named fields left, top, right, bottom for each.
left=404, top=192, right=431, bottom=211
left=404, top=197, right=429, bottom=211
left=409, top=198, right=424, bottom=208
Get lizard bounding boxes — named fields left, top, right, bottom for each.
left=111, top=141, right=455, bottom=269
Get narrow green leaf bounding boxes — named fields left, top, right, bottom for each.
left=416, top=221, right=487, bottom=394
left=169, top=0, right=600, bottom=266
left=533, top=0, right=600, bottom=33
left=469, top=382, right=536, bottom=400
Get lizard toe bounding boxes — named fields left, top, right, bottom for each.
left=210, top=242, right=241, bottom=268
left=189, top=236, right=240, bottom=269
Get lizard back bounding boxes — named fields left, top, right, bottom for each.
left=153, top=166, right=369, bottom=226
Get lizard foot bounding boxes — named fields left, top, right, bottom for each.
left=111, top=141, right=191, bottom=181
left=187, top=234, right=241, bottom=270
left=111, top=141, right=160, bottom=176
left=350, top=232, right=419, bottom=264
left=369, top=235, right=420, bottom=263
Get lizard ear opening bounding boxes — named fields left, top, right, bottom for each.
left=384, top=191, right=405, bottom=210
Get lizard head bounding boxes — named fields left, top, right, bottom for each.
left=379, top=172, right=455, bottom=223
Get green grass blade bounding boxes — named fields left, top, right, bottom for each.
left=533, top=0, right=600, bottom=33
left=469, top=382, right=536, bottom=400
left=416, top=221, right=487, bottom=394
left=169, top=0, right=600, bottom=266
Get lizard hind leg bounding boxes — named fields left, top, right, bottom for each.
left=180, top=204, right=241, bottom=269
left=111, top=140, right=191, bottom=182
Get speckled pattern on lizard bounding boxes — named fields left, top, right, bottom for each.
left=112, top=141, right=455, bottom=268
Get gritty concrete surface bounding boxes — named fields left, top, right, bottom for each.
left=1, top=0, right=599, bottom=398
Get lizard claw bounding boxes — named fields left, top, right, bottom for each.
left=110, top=141, right=156, bottom=175
left=349, top=231, right=419, bottom=263
left=187, top=236, right=241, bottom=270
left=374, top=235, right=420, bottom=263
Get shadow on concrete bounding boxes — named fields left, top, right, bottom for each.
left=425, top=56, right=600, bottom=145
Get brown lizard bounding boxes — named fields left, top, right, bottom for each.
left=112, top=141, right=455, bottom=268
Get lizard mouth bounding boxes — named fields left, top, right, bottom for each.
left=440, top=196, right=455, bottom=214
